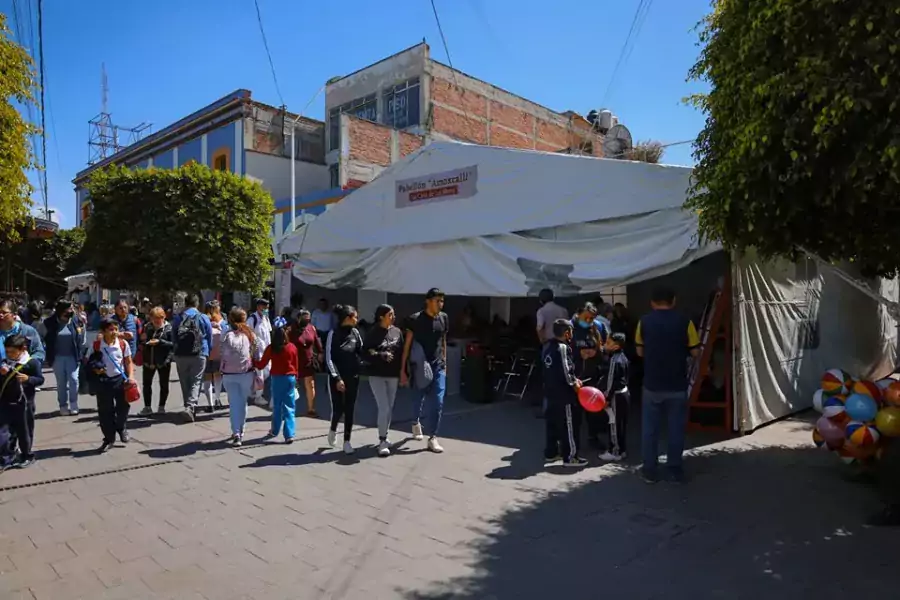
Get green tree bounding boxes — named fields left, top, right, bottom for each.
left=686, top=0, right=900, bottom=277
left=82, top=163, right=274, bottom=295
left=6, top=227, right=86, bottom=300
left=0, top=14, right=37, bottom=241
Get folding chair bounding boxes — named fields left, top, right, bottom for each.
left=500, top=348, right=539, bottom=401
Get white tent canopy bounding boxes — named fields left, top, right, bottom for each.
left=280, top=141, right=717, bottom=296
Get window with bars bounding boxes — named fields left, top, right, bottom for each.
left=383, top=77, right=421, bottom=129
left=328, top=94, right=378, bottom=150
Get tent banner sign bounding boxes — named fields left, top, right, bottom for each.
left=395, top=165, right=478, bottom=208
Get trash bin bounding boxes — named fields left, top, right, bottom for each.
left=462, top=343, right=492, bottom=403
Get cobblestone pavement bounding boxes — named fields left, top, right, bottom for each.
left=0, top=368, right=895, bottom=599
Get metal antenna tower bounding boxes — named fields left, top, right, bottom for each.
left=87, top=64, right=151, bottom=165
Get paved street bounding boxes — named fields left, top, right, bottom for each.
left=0, top=368, right=896, bottom=599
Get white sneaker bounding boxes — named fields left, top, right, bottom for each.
left=343, top=441, right=355, bottom=455
left=231, top=434, right=242, bottom=447
left=378, top=440, right=391, bottom=457
left=253, top=397, right=269, bottom=408
left=59, top=407, right=70, bottom=417
left=327, top=430, right=337, bottom=448
left=412, top=422, right=424, bottom=441
left=427, top=437, right=444, bottom=453
left=599, top=451, right=624, bottom=462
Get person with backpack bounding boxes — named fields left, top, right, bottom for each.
left=172, top=295, right=213, bottom=423
left=248, top=298, right=273, bottom=409
left=139, top=306, right=174, bottom=416
left=0, top=335, right=44, bottom=469
left=202, top=300, right=229, bottom=412
left=87, top=318, right=136, bottom=453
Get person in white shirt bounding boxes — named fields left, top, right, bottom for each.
left=311, top=298, right=336, bottom=347
left=248, top=298, right=273, bottom=408
left=91, top=318, right=136, bottom=453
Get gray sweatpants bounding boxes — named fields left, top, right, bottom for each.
left=175, top=355, right=207, bottom=410
left=368, top=376, right=399, bottom=440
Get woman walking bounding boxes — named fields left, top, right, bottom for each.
left=43, top=300, right=87, bottom=416
left=139, top=307, right=174, bottom=415
left=291, top=309, right=323, bottom=417
left=202, top=300, right=228, bottom=412
left=363, top=304, right=403, bottom=456
left=220, top=308, right=258, bottom=447
left=89, top=318, right=136, bottom=453
left=324, top=304, right=363, bottom=454
left=254, top=326, right=298, bottom=443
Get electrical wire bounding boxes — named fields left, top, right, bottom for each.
left=37, top=0, right=48, bottom=217
left=252, top=0, right=285, bottom=107
left=601, top=0, right=654, bottom=106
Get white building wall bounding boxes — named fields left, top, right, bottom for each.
left=244, top=151, right=330, bottom=202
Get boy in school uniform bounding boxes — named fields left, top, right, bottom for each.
left=597, top=332, right=630, bottom=462
left=543, top=319, right=588, bottom=468
left=0, top=335, right=45, bottom=469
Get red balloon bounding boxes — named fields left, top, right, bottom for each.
left=578, top=386, right=607, bottom=413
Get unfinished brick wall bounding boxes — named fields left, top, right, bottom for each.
left=347, top=118, right=392, bottom=167
left=399, top=131, right=424, bottom=157
left=432, top=105, right=488, bottom=144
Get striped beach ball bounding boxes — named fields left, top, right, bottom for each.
left=876, top=378, right=896, bottom=391
left=853, top=380, right=882, bottom=404
left=812, top=428, right=825, bottom=448
left=822, top=395, right=847, bottom=420
left=822, top=369, right=852, bottom=396
left=846, top=421, right=880, bottom=447
left=812, top=389, right=826, bottom=413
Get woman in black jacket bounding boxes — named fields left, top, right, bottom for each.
left=139, top=306, right=174, bottom=415
left=363, top=304, right=404, bottom=457
left=324, top=304, right=363, bottom=455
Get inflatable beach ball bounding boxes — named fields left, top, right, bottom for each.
left=852, top=380, right=882, bottom=404
left=876, top=378, right=896, bottom=391
left=875, top=407, right=900, bottom=438
left=822, top=369, right=852, bottom=396
left=884, top=382, right=900, bottom=407
left=845, top=393, right=879, bottom=422
left=812, top=389, right=827, bottom=413
left=822, top=395, right=847, bottom=420
left=845, top=421, right=880, bottom=447
left=812, top=428, right=826, bottom=448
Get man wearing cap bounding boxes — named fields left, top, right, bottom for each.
left=248, top=298, right=273, bottom=408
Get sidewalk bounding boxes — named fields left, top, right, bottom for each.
left=0, top=369, right=895, bottom=599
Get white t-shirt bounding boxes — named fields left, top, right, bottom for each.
left=99, top=338, right=131, bottom=378
left=536, top=301, right=570, bottom=343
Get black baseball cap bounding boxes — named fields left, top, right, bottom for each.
left=425, top=288, right=445, bottom=300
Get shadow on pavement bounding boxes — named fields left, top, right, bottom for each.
left=139, top=438, right=232, bottom=459
left=400, top=443, right=898, bottom=599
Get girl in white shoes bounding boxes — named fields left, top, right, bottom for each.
left=324, top=305, right=363, bottom=455
left=363, top=305, right=403, bottom=457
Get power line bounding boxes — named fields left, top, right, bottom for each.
left=252, top=0, right=285, bottom=107
left=429, top=0, right=456, bottom=72
left=37, top=0, right=48, bottom=216
left=601, top=0, right=654, bottom=106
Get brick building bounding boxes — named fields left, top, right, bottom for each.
left=326, top=42, right=624, bottom=189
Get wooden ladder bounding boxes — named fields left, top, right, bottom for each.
left=687, top=275, right=733, bottom=432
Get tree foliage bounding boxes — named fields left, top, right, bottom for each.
left=83, top=164, right=274, bottom=295
left=0, top=14, right=37, bottom=241
left=626, top=140, right=664, bottom=164
left=686, top=0, right=900, bottom=277
left=6, top=227, right=86, bottom=300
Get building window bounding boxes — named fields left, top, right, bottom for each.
left=384, top=77, right=421, bottom=129
left=212, top=148, right=230, bottom=171
left=329, top=163, right=340, bottom=188
left=329, top=94, right=378, bottom=150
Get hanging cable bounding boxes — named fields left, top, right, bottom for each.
left=601, top=0, right=654, bottom=106
left=37, top=0, right=48, bottom=217
left=252, top=0, right=285, bottom=107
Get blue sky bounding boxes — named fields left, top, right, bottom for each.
left=3, top=0, right=712, bottom=229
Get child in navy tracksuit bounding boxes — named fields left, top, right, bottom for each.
left=0, top=335, right=45, bottom=469
left=543, top=319, right=588, bottom=468
left=597, top=332, right=630, bottom=461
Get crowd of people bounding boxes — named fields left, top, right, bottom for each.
left=0, top=286, right=453, bottom=465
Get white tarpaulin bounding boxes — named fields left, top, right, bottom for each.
left=281, top=141, right=717, bottom=295
left=733, top=250, right=898, bottom=432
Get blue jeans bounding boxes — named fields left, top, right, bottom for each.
left=414, top=369, right=446, bottom=437
left=270, top=374, right=297, bottom=440
left=223, top=372, right=254, bottom=436
left=53, top=355, right=80, bottom=411
left=641, top=388, right=689, bottom=473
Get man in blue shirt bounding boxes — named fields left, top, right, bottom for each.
left=172, top=294, right=213, bottom=423
left=112, top=299, right=139, bottom=356
left=0, top=300, right=45, bottom=364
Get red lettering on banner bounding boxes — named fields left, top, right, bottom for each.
left=409, top=185, right=459, bottom=202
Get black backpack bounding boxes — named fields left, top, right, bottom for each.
left=175, top=314, right=203, bottom=356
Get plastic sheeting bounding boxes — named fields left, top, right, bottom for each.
left=288, top=208, right=719, bottom=296
left=733, top=250, right=898, bottom=432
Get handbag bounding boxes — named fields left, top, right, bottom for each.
left=103, top=346, right=141, bottom=403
